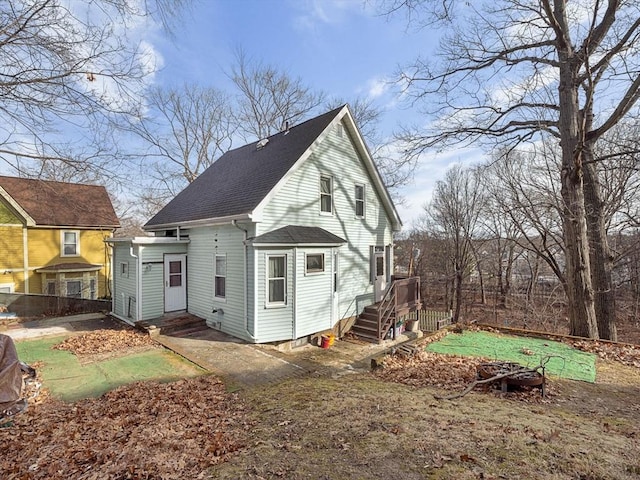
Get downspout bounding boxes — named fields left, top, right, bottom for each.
left=232, top=220, right=256, bottom=341
left=130, top=243, right=142, bottom=323
left=22, top=227, right=29, bottom=293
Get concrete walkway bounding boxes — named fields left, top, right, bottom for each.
left=2, top=314, right=422, bottom=390
left=1, top=313, right=114, bottom=340
left=157, top=328, right=422, bottom=390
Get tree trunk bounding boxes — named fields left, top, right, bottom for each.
left=454, top=268, right=463, bottom=323
left=557, top=45, right=599, bottom=339
left=582, top=146, right=617, bottom=340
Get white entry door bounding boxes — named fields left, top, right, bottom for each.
left=164, top=254, right=187, bottom=312
left=373, top=247, right=386, bottom=302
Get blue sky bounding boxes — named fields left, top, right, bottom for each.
left=146, top=0, right=465, bottom=227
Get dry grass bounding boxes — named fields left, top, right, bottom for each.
left=209, top=364, right=639, bottom=480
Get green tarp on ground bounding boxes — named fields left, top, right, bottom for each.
left=15, top=336, right=204, bottom=402
left=426, top=330, right=597, bottom=382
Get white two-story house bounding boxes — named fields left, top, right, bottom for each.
left=109, top=105, right=402, bottom=343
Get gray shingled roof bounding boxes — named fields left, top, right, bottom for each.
left=251, top=225, right=346, bottom=245
left=0, top=176, right=119, bottom=228
left=145, top=106, right=344, bottom=228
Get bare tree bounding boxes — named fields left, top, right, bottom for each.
left=384, top=0, right=640, bottom=339
left=426, top=164, right=484, bottom=322
left=129, top=83, right=236, bottom=212
left=0, top=0, right=195, bottom=185
left=230, top=49, right=325, bottom=140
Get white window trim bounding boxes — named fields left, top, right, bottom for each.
left=355, top=183, right=366, bottom=219
left=61, top=230, right=80, bottom=257
left=266, top=254, right=287, bottom=308
left=214, top=253, right=227, bottom=301
left=319, top=174, right=333, bottom=215
left=305, top=253, right=325, bottom=275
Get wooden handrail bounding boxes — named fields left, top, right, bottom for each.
left=377, top=276, right=421, bottom=341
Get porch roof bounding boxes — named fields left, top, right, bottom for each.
left=35, top=263, right=102, bottom=273
left=250, top=225, right=346, bottom=246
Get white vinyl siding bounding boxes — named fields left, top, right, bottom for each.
left=295, top=248, right=333, bottom=337
left=186, top=225, right=250, bottom=340
left=111, top=241, right=188, bottom=322
left=259, top=121, right=393, bottom=321
left=112, top=243, right=138, bottom=319
left=255, top=248, right=294, bottom=342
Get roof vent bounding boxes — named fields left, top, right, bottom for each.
left=256, top=138, right=269, bottom=150
left=283, top=120, right=290, bottom=135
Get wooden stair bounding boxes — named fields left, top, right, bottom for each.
left=138, top=313, right=208, bottom=337
left=350, top=303, right=389, bottom=343
left=350, top=276, right=422, bottom=344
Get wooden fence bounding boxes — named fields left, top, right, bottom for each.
left=399, top=309, right=453, bottom=332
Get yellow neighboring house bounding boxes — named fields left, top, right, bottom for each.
left=0, top=176, right=120, bottom=299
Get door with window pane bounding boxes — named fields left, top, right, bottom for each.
left=164, top=254, right=187, bottom=311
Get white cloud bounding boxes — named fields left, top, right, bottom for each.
left=291, top=0, right=367, bottom=32
left=367, top=77, right=389, bottom=98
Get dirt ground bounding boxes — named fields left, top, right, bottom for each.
left=2, top=327, right=639, bottom=479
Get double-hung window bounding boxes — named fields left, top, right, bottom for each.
left=320, top=175, right=333, bottom=214
left=267, top=255, right=286, bottom=305
left=355, top=184, right=365, bottom=218
left=62, top=231, right=80, bottom=256
left=215, top=254, right=226, bottom=299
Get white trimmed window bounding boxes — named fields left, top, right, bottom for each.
left=267, top=255, right=286, bottom=305
left=355, top=184, right=365, bottom=218
left=306, top=253, right=325, bottom=274
left=89, top=279, right=96, bottom=300
left=214, top=254, right=226, bottom=299
left=61, top=231, right=80, bottom=256
left=320, top=175, right=333, bottom=214
left=46, top=281, right=56, bottom=295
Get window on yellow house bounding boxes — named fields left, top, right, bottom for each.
left=62, top=231, right=80, bottom=256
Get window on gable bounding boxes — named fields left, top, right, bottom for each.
left=215, top=254, right=226, bottom=299
left=62, top=231, right=79, bottom=256
left=267, top=255, right=286, bottom=305
left=320, top=175, right=333, bottom=214
left=355, top=184, right=365, bottom=218
left=306, top=253, right=324, bottom=274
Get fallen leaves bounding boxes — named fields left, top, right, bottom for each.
left=372, top=349, right=553, bottom=403
left=571, top=340, right=640, bottom=368
left=53, top=328, right=156, bottom=356
left=372, top=350, right=483, bottom=391
left=0, top=375, right=252, bottom=479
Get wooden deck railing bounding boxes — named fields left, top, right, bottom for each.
left=377, top=276, right=422, bottom=340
